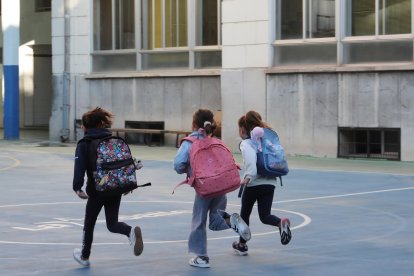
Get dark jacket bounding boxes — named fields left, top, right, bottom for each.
left=72, top=128, right=112, bottom=197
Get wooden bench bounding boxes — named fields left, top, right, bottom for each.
left=110, top=128, right=192, bottom=147
left=110, top=128, right=165, bottom=146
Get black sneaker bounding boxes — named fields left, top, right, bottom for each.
left=279, top=218, right=292, bottom=245
left=129, top=226, right=144, bottom=256
left=232, top=241, right=248, bottom=256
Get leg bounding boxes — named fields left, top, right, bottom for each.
left=256, top=185, right=281, bottom=227
left=256, top=185, right=291, bottom=245
left=239, top=186, right=258, bottom=243
left=188, top=193, right=210, bottom=256
left=82, top=196, right=104, bottom=259
left=103, top=195, right=131, bottom=236
left=208, top=195, right=230, bottom=231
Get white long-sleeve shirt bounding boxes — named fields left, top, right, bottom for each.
left=240, top=139, right=277, bottom=187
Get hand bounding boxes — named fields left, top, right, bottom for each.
left=240, top=178, right=250, bottom=186
left=134, top=159, right=143, bottom=170
left=76, top=190, right=88, bottom=199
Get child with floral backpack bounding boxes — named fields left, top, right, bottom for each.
left=173, top=108, right=251, bottom=268
left=72, top=107, right=144, bottom=266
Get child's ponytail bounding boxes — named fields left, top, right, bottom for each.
left=193, top=109, right=216, bottom=136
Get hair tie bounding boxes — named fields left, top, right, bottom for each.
left=203, top=121, right=212, bottom=127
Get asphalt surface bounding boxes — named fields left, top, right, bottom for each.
left=0, top=129, right=413, bottom=275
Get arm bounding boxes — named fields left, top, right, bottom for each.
left=240, top=140, right=257, bottom=184
left=72, top=142, right=88, bottom=199
left=173, top=140, right=191, bottom=174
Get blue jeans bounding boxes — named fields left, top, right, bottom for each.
left=188, top=193, right=230, bottom=256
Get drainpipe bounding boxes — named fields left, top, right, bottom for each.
left=2, top=0, right=20, bottom=139
left=60, top=0, right=70, bottom=142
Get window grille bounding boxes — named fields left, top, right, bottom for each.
left=338, top=127, right=401, bottom=160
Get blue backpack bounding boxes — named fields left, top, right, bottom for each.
left=256, top=128, right=289, bottom=184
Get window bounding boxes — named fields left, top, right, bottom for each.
left=344, top=0, right=412, bottom=63
left=274, top=0, right=336, bottom=65
left=338, top=128, right=401, bottom=160
left=93, top=0, right=135, bottom=50
left=92, top=0, right=221, bottom=72
left=194, top=0, right=221, bottom=68
left=35, top=0, right=51, bottom=12
left=141, top=0, right=188, bottom=69
left=346, top=0, right=411, bottom=36
left=141, top=0, right=187, bottom=49
left=276, top=0, right=335, bottom=39
left=274, top=0, right=414, bottom=67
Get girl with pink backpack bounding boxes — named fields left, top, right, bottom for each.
left=173, top=108, right=251, bottom=268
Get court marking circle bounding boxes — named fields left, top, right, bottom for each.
left=0, top=200, right=311, bottom=246
left=0, top=155, right=20, bottom=171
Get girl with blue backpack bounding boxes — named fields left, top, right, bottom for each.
left=234, top=110, right=292, bottom=256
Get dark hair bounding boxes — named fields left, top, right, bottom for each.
left=238, top=110, right=269, bottom=133
left=81, top=107, right=114, bottom=129
left=192, top=109, right=217, bottom=135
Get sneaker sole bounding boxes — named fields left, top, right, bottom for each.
left=133, top=226, right=144, bottom=256
left=189, top=260, right=210, bottom=268
left=233, top=249, right=248, bottom=256
left=280, top=219, right=292, bottom=245
left=230, top=214, right=251, bottom=241
left=73, top=250, right=90, bottom=267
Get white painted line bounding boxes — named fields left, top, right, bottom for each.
left=276, top=186, right=414, bottom=204
left=0, top=201, right=310, bottom=246
left=291, top=166, right=414, bottom=176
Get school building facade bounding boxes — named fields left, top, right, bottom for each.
left=2, top=0, right=414, bottom=161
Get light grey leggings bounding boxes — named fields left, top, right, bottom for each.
left=188, top=193, right=231, bottom=256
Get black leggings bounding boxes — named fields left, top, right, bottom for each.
left=239, top=184, right=281, bottom=243
left=81, top=195, right=131, bottom=258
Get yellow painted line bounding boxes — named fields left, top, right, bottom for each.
left=0, top=156, right=20, bottom=171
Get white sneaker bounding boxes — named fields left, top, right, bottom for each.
left=129, top=226, right=144, bottom=256
left=230, top=213, right=251, bottom=241
left=189, top=256, right=210, bottom=268
left=73, top=248, right=90, bottom=267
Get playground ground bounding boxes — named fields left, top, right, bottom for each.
left=0, top=129, right=413, bottom=275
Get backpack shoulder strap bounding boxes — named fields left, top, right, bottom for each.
left=173, top=136, right=198, bottom=195
left=180, top=136, right=197, bottom=145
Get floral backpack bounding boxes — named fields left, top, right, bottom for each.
left=82, top=136, right=139, bottom=196
left=173, top=129, right=241, bottom=198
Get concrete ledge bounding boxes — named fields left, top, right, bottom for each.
left=266, top=63, right=414, bottom=74
left=85, top=69, right=221, bottom=79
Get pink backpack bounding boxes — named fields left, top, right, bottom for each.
left=174, top=131, right=241, bottom=198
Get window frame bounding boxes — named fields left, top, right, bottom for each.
left=272, top=0, right=414, bottom=67
left=90, top=0, right=222, bottom=72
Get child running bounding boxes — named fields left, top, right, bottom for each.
left=173, top=108, right=251, bottom=268
left=233, top=110, right=292, bottom=255
left=72, top=107, right=143, bottom=266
